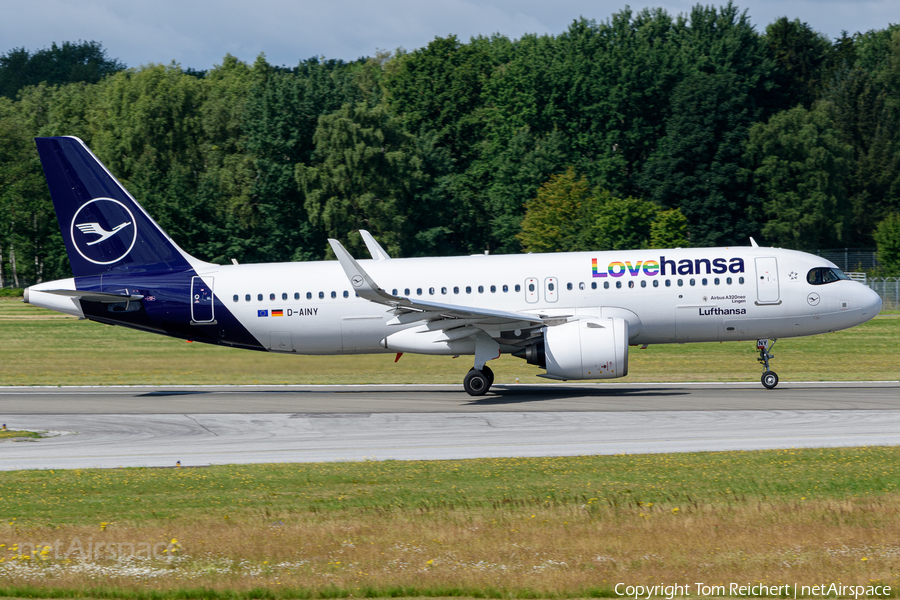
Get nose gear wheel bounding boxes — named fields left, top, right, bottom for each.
left=757, top=339, right=778, bottom=389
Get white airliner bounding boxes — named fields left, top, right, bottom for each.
left=25, top=137, right=883, bottom=394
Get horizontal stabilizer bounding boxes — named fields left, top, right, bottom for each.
left=38, top=289, right=144, bottom=303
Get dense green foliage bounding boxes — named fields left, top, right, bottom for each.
left=1, top=7, right=900, bottom=287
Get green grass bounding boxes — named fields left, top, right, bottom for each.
left=2, top=446, right=898, bottom=527
left=0, top=299, right=898, bottom=385
left=0, top=431, right=40, bottom=440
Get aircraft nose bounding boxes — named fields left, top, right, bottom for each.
left=860, top=284, right=882, bottom=320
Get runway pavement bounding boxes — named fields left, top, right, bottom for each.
left=1, top=382, right=899, bottom=470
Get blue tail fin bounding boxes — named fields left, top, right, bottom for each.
left=35, top=136, right=196, bottom=278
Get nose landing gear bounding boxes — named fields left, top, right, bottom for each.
left=757, top=339, right=778, bottom=389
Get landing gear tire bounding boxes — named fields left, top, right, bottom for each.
left=480, top=365, right=495, bottom=387
left=464, top=369, right=491, bottom=396
left=761, top=371, right=779, bottom=389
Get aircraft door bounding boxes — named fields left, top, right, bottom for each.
left=525, top=278, right=539, bottom=303
left=544, top=277, right=558, bottom=303
left=191, top=276, right=215, bottom=322
left=755, top=257, right=780, bottom=304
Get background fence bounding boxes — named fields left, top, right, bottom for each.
left=865, top=277, right=900, bottom=311
left=814, top=248, right=880, bottom=271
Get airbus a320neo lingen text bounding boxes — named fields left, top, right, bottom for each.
left=25, top=137, right=882, bottom=395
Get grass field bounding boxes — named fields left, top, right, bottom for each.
left=0, top=298, right=898, bottom=386
left=1, top=447, right=900, bottom=596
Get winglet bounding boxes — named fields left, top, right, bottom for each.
left=749, top=237, right=759, bottom=248
left=328, top=239, right=406, bottom=306
left=359, top=230, right=391, bottom=260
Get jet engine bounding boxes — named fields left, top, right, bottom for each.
left=518, top=318, right=628, bottom=380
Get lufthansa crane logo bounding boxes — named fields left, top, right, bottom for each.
left=70, top=198, right=138, bottom=265
left=351, top=275, right=364, bottom=287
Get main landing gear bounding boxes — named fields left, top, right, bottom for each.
left=463, top=365, right=494, bottom=396
left=757, top=338, right=779, bottom=389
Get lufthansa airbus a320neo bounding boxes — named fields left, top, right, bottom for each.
left=25, top=137, right=882, bottom=395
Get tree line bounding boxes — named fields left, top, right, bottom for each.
left=1, top=3, right=899, bottom=288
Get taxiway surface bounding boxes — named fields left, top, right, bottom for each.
left=1, top=382, right=899, bottom=470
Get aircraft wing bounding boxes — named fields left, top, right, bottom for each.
left=328, top=239, right=546, bottom=330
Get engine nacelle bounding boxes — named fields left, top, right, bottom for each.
left=528, top=318, right=629, bottom=380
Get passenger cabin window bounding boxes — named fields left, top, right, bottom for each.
left=245, top=294, right=251, bottom=302
left=416, top=288, right=423, bottom=295
left=641, top=280, right=647, bottom=288
left=294, top=292, right=300, bottom=300
left=739, top=277, right=745, bottom=284
left=628, top=281, right=634, bottom=288
left=392, top=289, right=398, bottom=296
left=490, top=285, right=496, bottom=293
left=604, top=282, right=609, bottom=289
left=726, top=277, right=732, bottom=285
left=653, top=280, right=659, bottom=287
left=282, top=293, right=288, bottom=300
left=454, top=286, right=460, bottom=294
left=343, top=291, right=349, bottom=298
left=307, top=292, right=312, bottom=299
left=579, top=282, right=585, bottom=290
left=807, top=267, right=850, bottom=285
left=233, top=295, right=238, bottom=302
left=429, top=287, right=435, bottom=295
left=528, top=283, right=535, bottom=292
left=515, top=284, right=521, bottom=292
left=319, top=292, right=324, bottom=299
left=258, top=294, right=263, bottom=301
left=616, top=281, right=622, bottom=289
left=665, top=280, right=671, bottom=287
left=331, top=291, right=336, bottom=299
left=442, top=287, right=448, bottom=295
left=478, top=285, right=484, bottom=293
left=591, top=282, right=597, bottom=290
left=466, top=286, right=472, bottom=294
left=713, top=278, right=720, bottom=285
left=503, top=285, right=508, bottom=292
left=270, top=293, right=276, bottom=301
left=404, top=288, right=410, bottom=296
left=567, top=283, right=573, bottom=291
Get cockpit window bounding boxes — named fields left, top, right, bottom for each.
left=807, top=267, right=850, bottom=285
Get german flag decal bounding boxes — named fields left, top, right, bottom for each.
left=272, top=309, right=284, bottom=317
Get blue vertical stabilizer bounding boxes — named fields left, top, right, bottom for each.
left=34, top=136, right=197, bottom=278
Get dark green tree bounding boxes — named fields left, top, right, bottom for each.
left=743, top=104, right=854, bottom=250
left=764, top=17, right=831, bottom=110
left=873, top=212, right=900, bottom=274
left=297, top=102, right=452, bottom=258
left=0, top=41, right=124, bottom=99
left=639, top=71, right=761, bottom=246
